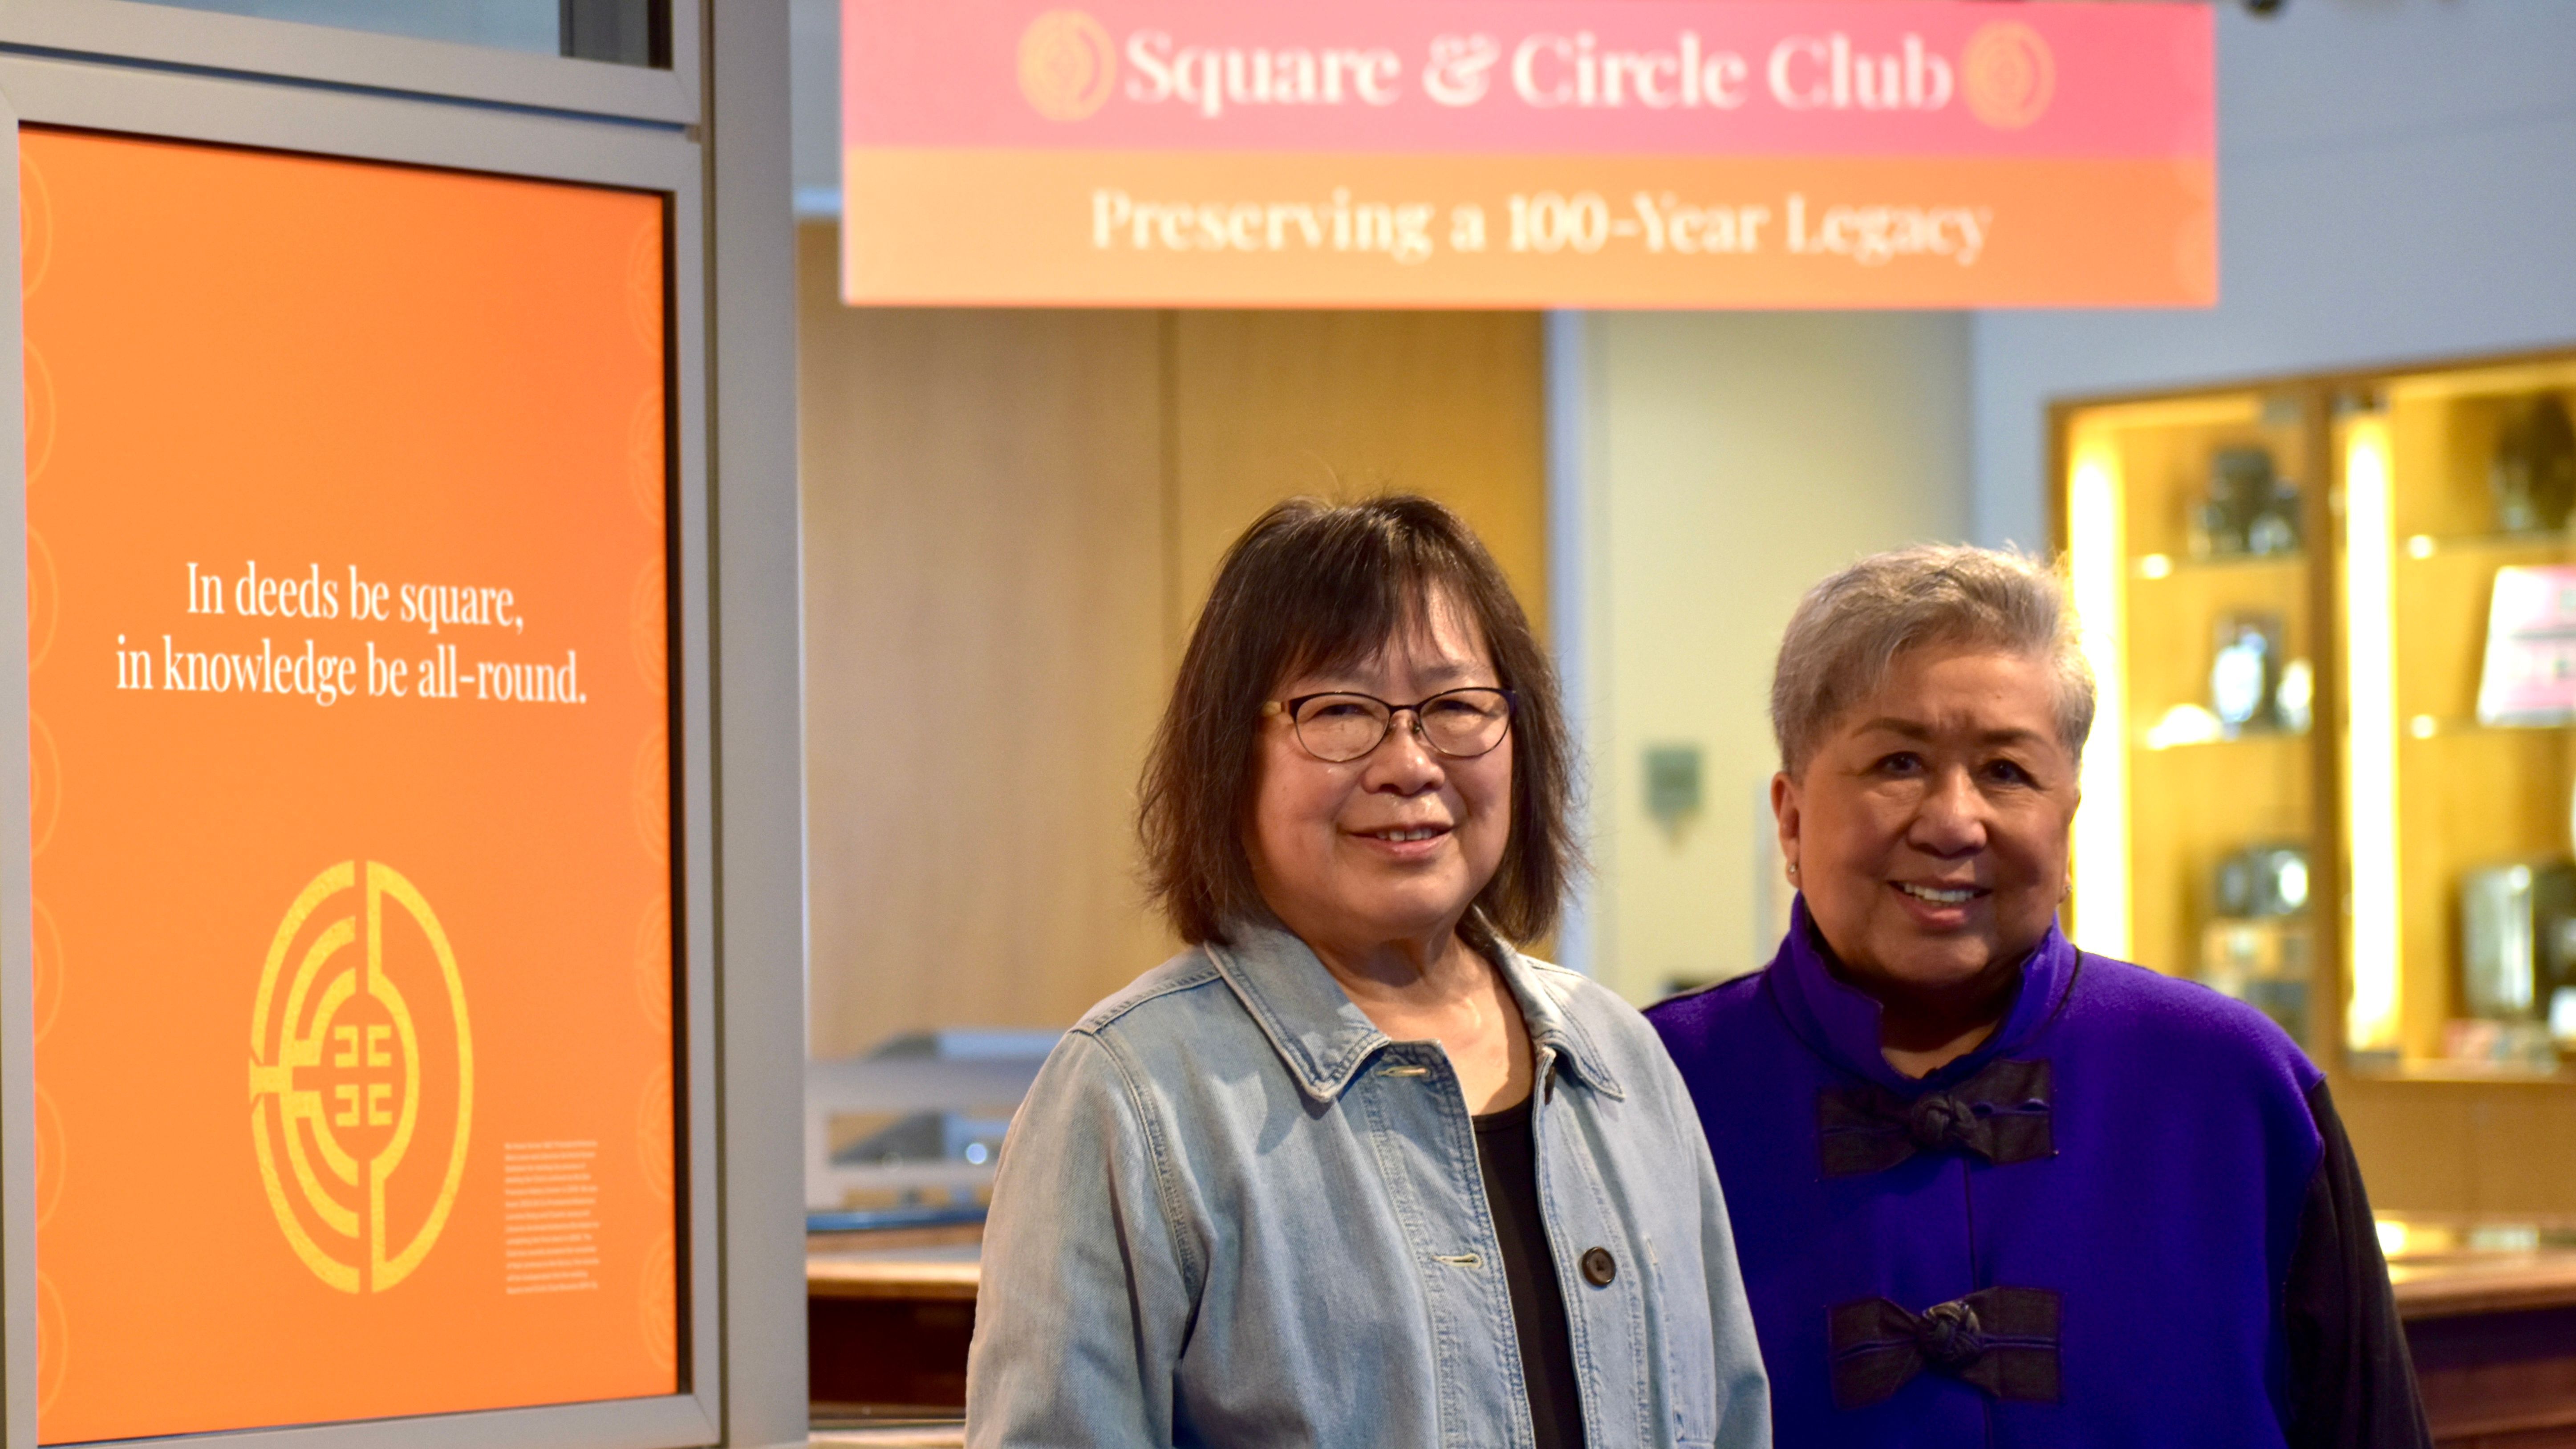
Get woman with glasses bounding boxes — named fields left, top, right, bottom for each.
left=967, top=495, right=1769, bottom=1449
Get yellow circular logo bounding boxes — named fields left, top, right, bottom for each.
left=1962, top=22, right=2056, bottom=130
left=248, top=861, right=472, bottom=1294
left=1018, top=10, right=1116, bottom=122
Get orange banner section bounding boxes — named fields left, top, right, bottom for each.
left=24, top=130, right=678, bottom=1441
left=845, top=149, right=2213, bottom=308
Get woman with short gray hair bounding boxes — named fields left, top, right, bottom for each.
left=1648, top=544, right=2428, bottom=1447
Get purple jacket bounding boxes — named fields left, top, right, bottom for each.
left=1645, top=898, right=2427, bottom=1449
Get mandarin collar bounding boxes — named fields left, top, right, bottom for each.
left=1206, top=919, right=1624, bottom=1105
left=1764, top=894, right=2077, bottom=1095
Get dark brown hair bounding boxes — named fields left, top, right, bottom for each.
left=1139, top=494, right=1576, bottom=947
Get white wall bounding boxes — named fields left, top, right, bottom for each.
left=1570, top=312, right=1972, bottom=1004
left=1976, top=0, right=2576, bottom=546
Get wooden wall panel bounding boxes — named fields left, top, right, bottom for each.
left=1170, top=310, right=1549, bottom=648
left=2340, top=1074, right=2576, bottom=1214
left=799, top=231, right=1548, bottom=1056
left=798, top=225, right=1173, bottom=1056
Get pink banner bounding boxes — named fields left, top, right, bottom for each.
left=846, top=0, right=2210, bottom=158
left=841, top=0, right=2215, bottom=308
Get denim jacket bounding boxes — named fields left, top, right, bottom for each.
left=965, top=922, right=1771, bottom=1449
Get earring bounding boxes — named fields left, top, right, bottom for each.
left=1786, top=862, right=1800, bottom=879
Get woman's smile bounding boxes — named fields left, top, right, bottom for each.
left=1892, top=880, right=1984, bottom=907
left=1348, top=819, right=1454, bottom=854
left=1889, top=878, right=1990, bottom=925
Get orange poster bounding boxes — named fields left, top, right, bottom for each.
left=21, top=129, right=678, bottom=1441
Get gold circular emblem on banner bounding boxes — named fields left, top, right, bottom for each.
left=1962, top=22, right=2056, bottom=130
left=1018, top=10, right=1117, bottom=122
left=248, top=861, right=473, bottom=1294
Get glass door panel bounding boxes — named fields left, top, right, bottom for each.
left=2345, top=359, right=2576, bottom=1075
left=2067, top=391, right=2325, bottom=1050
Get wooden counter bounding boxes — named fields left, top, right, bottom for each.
left=808, top=1229, right=983, bottom=1423
left=2388, top=1227, right=2576, bottom=1449
left=807, top=1256, right=980, bottom=1303
left=2395, top=1252, right=2576, bottom=1320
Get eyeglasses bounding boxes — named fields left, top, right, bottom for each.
left=1263, top=687, right=1517, bottom=763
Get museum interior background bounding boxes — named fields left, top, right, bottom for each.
left=798, top=0, right=2576, bottom=1203
left=791, top=0, right=2576, bottom=1438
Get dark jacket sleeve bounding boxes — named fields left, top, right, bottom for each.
left=2283, top=1079, right=2433, bottom=1449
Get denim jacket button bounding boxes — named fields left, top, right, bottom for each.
left=1580, top=1246, right=1616, bottom=1287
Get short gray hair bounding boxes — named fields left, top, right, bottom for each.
left=1770, top=544, right=2096, bottom=775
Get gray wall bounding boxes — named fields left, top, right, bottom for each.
left=1975, top=0, right=2576, bottom=548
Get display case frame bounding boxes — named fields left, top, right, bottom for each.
left=2050, top=384, right=2341, bottom=1054
left=2053, top=346, right=2576, bottom=1217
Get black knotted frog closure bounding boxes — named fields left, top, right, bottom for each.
left=1827, top=1287, right=2062, bottom=1409
left=1817, top=1058, right=2054, bottom=1177
left=1913, top=1300, right=1984, bottom=1370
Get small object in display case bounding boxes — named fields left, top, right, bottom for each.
left=2195, top=445, right=2303, bottom=558
left=2203, top=844, right=2313, bottom=1041
left=2211, top=613, right=2288, bottom=735
left=2438, top=1017, right=2560, bottom=1074
left=2202, top=918, right=2312, bottom=1041
left=2475, top=564, right=2576, bottom=727
left=2274, top=657, right=2316, bottom=735
left=2458, top=858, right=2576, bottom=1023
left=2218, top=843, right=2312, bottom=918
left=2489, top=394, right=2576, bottom=535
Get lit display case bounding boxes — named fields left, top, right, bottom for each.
left=2346, top=357, right=2576, bottom=1074
left=2057, top=352, right=2576, bottom=1213
left=2060, top=388, right=2330, bottom=1048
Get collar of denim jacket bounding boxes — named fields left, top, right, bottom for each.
left=1206, top=918, right=1626, bottom=1106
